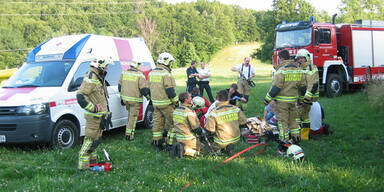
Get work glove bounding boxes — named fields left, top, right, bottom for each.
left=121, top=100, right=125, bottom=106
left=232, top=96, right=241, bottom=100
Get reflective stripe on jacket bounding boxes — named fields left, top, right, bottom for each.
left=149, top=65, right=178, bottom=106
left=173, top=104, right=200, bottom=141
left=119, top=68, right=148, bottom=103
left=205, top=101, right=247, bottom=145
left=77, top=67, right=108, bottom=116
left=265, top=60, right=305, bottom=103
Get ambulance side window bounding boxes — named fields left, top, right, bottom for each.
left=105, top=61, right=122, bottom=86
left=68, top=62, right=90, bottom=92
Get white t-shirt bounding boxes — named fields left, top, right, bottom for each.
left=198, top=67, right=210, bottom=81
left=309, top=101, right=323, bottom=131
left=234, top=64, right=255, bottom=80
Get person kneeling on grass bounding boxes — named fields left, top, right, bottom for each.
left=169, top=92, right=205, bottom=158
left=309, top=101, right=332, bottom=139
left=205, top=89, right=248, bottom=156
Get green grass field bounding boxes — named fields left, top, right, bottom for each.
left=1, top=43, right=384, bottom=191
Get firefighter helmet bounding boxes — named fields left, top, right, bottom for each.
left=286, top=144, right=304, bottom=160
left=157, top=52, right=175, bottom=66
left=130, top=58, right=140, bottom=68
left=192, top=96, right=205, bottom=109
left=90, top=57, right=113, bottom=70
left=295, top=49, right=311, bottom=62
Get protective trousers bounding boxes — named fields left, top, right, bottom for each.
left=275, top=102, right=300, bottom=142
left=237, top=78, right=250, bottom=111
left=177, top=137, right=204, bottom=157
left=237, top=78, right=251, bottom=96
left=296, top=104, right=311, bottom=140
left=152, top=105, right=174, bottom=143
left=125, top=101, right=141, bottom=139
left=78, top=115, right=103, bottom=170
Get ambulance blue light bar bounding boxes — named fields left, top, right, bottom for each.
left=26, top=34, right=91, bottom=62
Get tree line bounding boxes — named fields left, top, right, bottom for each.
left=0, top=0, right=383, bottom=69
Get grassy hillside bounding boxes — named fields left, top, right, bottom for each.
left=1, top=43, right=384, bottom=191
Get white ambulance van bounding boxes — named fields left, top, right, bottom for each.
left=0, top=34, right=155, bottom=149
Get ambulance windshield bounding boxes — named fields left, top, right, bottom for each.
left=4, top=61, right=74, bottom=88
left=275, top=28, right=312, bottom=49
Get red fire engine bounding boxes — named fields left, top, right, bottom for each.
left=273, top=16, right=384, bottom=97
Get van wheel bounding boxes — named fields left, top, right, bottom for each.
left=326, top=73, right=343, bottom=97
left=51, top=119, right=79, bottom=149
left=144, top=104, right=154, bottom=129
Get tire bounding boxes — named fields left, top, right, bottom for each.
left=144, top=104, right=154, bottom=129
left=51, top=119, right=79, bottom=149
left=326, top=73, right=343, bottom=97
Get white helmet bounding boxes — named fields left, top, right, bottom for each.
left=157, top=52, right=175, bottom=66
left=286, top=144, right=304, bottom=160
left=90, top=56, right=113, bottom=70
left=129, top=58, right=140, bottom=68
left=295, top=49, right=311, bottom=62
left=192, top=96, right=205, bottom=109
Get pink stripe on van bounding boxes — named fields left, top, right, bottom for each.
left=113, top=39, right=133, bottom=63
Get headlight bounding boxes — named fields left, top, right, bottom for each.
left=17, top=103, right=49, bottom=115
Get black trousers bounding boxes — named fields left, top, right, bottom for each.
left=199, top=81, right=214, bottom=103
left=187, top=82, right=197, bottom=93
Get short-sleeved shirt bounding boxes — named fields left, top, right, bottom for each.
left=186, top=66, right=198, bottom=84
left=198, top=67, right=210, bottom=82
left=234, top=64, right=255, bottom=80
left=309, top=102, right=324, bottom=131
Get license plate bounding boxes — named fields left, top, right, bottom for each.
left=0, top=135, right=5, bottom=143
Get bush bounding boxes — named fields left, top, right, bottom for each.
left=365, top=79, right=384, bottom=108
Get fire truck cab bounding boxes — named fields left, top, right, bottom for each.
left=273, top=17, right=384, bottom=97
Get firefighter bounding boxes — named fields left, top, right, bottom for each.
left=148, top=52, right=178, bottom=151
left=295, top=49, right=320, bottom=140
left=231, top=57, right=255, bottom=111
left=205, top=89, right=248, bottom=156
left=77, top=57, right=112, bottom=170
left=170, top=92, right=204, bottom=157
left=264, top=50, right=306, bottom=145
left=119, top=59, right=150, bottom=141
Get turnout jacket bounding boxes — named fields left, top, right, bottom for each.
left=173, top=103, right=200, bottom=141
left=148, top=65, right=178, bottom=106
left=205, top=101, right=247, bottom=145
left=301, top=59, right=319, bottom=102
left=265, top=60, right=306, bottom=103
left=77, top=67, right=108, bottom=117
left=119, top=67, right=149, bottom=103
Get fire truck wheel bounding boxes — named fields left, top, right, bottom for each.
left=144, top=104, right=154, bottom=129
left=51, top=119, right=79, bottom=149
left=326, top=73, right=343, bottom=97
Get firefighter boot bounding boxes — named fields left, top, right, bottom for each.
left=223, top=144, right=235, bottom=156
left=170, top=143, right=184, bottom=158
left=152, top=138, right=165, bottom=151
left=125, top=133, right=135, bottom=141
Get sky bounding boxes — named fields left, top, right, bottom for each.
left=163, top=0, right=343, bottom=15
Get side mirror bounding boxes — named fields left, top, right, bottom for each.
left=68, top=77, right=83, bottom=92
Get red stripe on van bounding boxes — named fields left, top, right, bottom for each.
left=114, top=39, right=133, bottom=63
